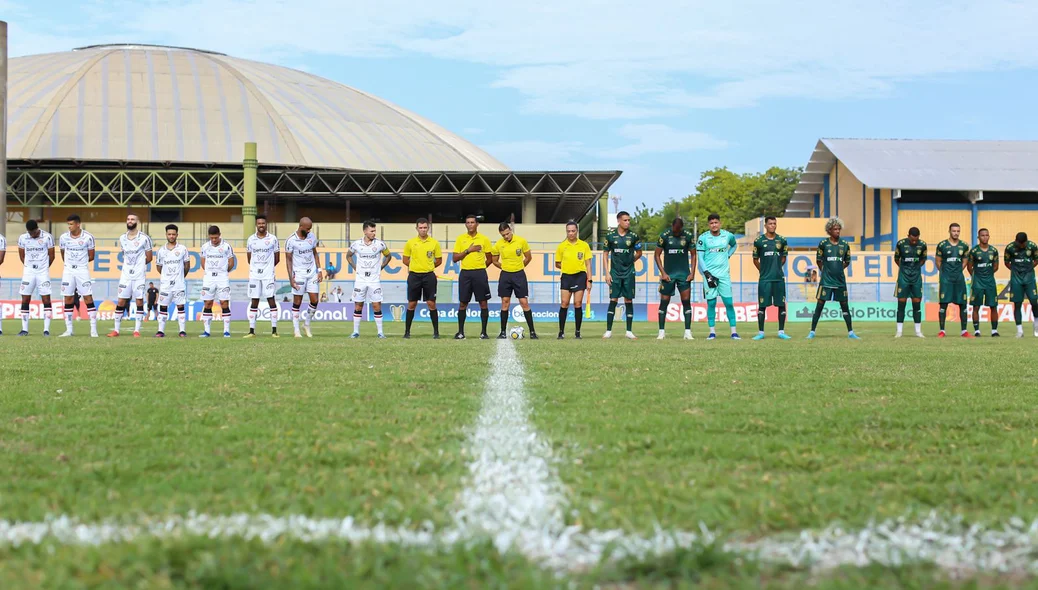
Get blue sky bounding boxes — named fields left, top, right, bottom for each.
left=5, top=0, right=1038, bottom=211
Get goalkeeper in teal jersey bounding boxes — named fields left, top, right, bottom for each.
left=696, top=213, right=740, bottom=340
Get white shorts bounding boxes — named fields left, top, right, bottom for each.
left=20, top=273, right=52, bottom=297
left=352, top=280, right=384, bottom=303
left=201, top=274, right=231, bottom=301
left=159, top=281, right=187, bottom=307
left=118, top=276, right=147, bottom=300
left=248, top=276, right=277, bottom=299
left=61, top=270, right=93, bottom=297
left=292, top=271, right=319, bottom=296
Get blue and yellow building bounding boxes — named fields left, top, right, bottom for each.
left=782, top=139, right=1038, bottom=249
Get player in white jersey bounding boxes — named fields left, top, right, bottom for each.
left=244, top=214, right=281, bottom=338
left=0, top=231, right=6, bottom=336
left=17, top=220, right=57, bottom=336
left=57, top=215, right=98, bottom=337
left=154, top=224, right=191, bottom=338
left=199, top=225, right=235, bottom=337
left=284, top=217, right=323, bottom=338
left=108, top=214, right=153, bottom=337
left=347, top=220, right=391, bottom=338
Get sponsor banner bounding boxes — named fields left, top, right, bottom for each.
left=925, top=302, right=1034, bottom=323
left=3, top=245, right=1022, bottom=285
left=1, top=299, right=127, bottom=320
left=785, top=301, right=924, bottom=323
left=228, top=301, right=651, bottom=323
left=646, top=302, right=768, bottom=323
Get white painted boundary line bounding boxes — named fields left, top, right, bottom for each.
left=3, top=338, right=1038, bottom=578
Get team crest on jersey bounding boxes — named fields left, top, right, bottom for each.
left=625, top=238, right=631, bottom=246
left=426, top=250, right=433, bottom=258
left=916, top=248, right=922, bottom=255
left=680, top=238, right=687, bottom=247
left=515, top=248, right=521, bottom=256
left=577, top=252, right=584, bottom=260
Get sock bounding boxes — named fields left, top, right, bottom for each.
left=840, top=301, right=853, bottom=332
left=248, top=306, right=258, bottom=330
left=524, top=309, right=535, bottom=332
left=158, top=306, right=168, bottom=333
left=972, top=313, right=980, bottom=332
left=722, top=297, right=737, bottom=329
left=810, top=301, right=825, bottom=332
left=500, top=309, right=509, bottom=333
left=1032, top=299, right=1038, bottom=331
left=458, top=308, right=466, bottom=334
left=354, top=310, right=362, bottom=334
left=990, top=306, right=998, bottom=331
left=305, top=304, right=315, bottom=327
left=44, top=305, right=55, bottom=333
left=203, top=310, right=212, bottom=334
left=912, top=301, right=922, bottom=331
left=959, top=305, right=968, bottom=332
left=177, top=306, right=186, bottom=333
left=707, top=299, right=717, bottom=329
left=374, top=310, right=384, bottom=335
left=574, top=307, right=583, bottom=333
left=559, top=307, right=567, bottom=333
left=606, top=301, right=617, bottom=331
left=65, top=304, right=74, bottom=331
left=1015, top=303, right=1023, bottom=326
left=681, top=299, right=692, bottom=330
left=405, top=309, right=415, bottom=333
left=778, top=306, right=787, bottom=332
left=21, top=303, right=30, bottom=332
left=292, top=306, right=301, bottom=332
left=114, top=306, right=124, bottom=332
left=430, top=310, right=439, bottom=334
left=939, top=303, right=948, bottom=331
left=657, top=301, right=667, bottom=330
left=896, top=300, right=907, bottom=324
left=268, top=303, right=278, bottom=330
left=625, top=302, right=634, bottom=332
left=480, top=307, right=489, bottom=335
left=135, top=309, right=144, bottom=333
left=757, top=308, right=765, bottom=333
left=222, top=306, right=231, bottom=334
left=87, top=301, right=97, bottom=332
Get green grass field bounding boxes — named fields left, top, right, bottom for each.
left=2, top=319, right=1037, bottom=588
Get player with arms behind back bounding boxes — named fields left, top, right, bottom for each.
left=1003, top=231, right=1038, bottom=338
left=245, top=214, right=280, bottom=338
left=697, top=213, right=740, bottom=340
left=154, top=224, right=190, bottom=338
left=285, top=217, right=323, bottom=338
left=603, top=210, right=642, bottom=339
left=108, top=214, right=153, bottom=337
left=16, top=220, right=56, bottom=336
left=58, top=214, right=98, bottom=337
left=807, top=218, right=859, bottom=339
left=967, top=228, right=999, bottom=337
left=199, top=226, right=235, bottom=338
left=935, top=223, right=972, bottom=338
left=752, top=216, right=790, bottom=340
left=893, top=227, right=927, bottom=338
left=347, top=220, right=391, bottom=338
left=654, top=217, right=697, bottom=340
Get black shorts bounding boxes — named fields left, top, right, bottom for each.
left=498, top=270, right=530, bottom=298
left=561, top=271, right=588, bottom=292
left=407, top=272, right=437, bottom=302
left=459, top=269, right=491, bottom=303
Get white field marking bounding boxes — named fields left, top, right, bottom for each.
left=4, top=339, right=1038, bottom=578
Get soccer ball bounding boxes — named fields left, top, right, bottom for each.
left=509, top=326, right=525, bottom=340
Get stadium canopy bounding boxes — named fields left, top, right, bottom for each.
left=4, top=44, right=619, bottom=223
left=787, top=138, right=1038, bottom=217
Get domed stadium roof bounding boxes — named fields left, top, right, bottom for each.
left=5, top=44, right=508, bottom=171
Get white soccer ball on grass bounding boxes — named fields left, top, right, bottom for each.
left=509, top=326, right=525, bottom=340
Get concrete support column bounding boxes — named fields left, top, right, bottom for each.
left=522, top=195, right=537, bottom=224
left=597, top=195, right=608, bottom=248
left=0, top=21, right=7, bottom=239
left=284, top=200, right=298, bottom=223
left=242, top=142, right=257, bottom=235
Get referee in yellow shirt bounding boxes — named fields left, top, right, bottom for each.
left=491, top=221, right=538, bottom=339
left=452, top=214, right=493, bottom=339
left=401, top=217, right=443, bottom=339
left=555, top=221, right=593, bottom=339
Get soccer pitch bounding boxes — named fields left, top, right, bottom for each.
left=2, top=319, right=1038, bottom=588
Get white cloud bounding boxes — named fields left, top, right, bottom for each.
left=476, top=140, right=584, bottom=169
left=596, top=124, right=728, bottom=159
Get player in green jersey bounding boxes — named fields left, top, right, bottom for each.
left=807, top=218, right=860, bottom=339
left=603, top=211, right=642, bottom=339
left=653, top=217, right=697, bottom=340
left=751, top=216, right=790, bottom=340
left=966, top=228, right=1000, bottom=337
left=935, top=222, right=972, bottom=338
left=893, top=227, right=927, bottom=338
left=1003, top=231, right=1038, bottom=338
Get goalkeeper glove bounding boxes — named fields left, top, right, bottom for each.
left=703, top=271, right=719, bottom=289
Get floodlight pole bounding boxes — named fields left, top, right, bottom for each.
left=0, top=21, right=7, bottom=238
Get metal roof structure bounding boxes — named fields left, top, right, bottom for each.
left=788, top=139, right=1038, bottom=216
left=7, top=44, right=507, bottom=170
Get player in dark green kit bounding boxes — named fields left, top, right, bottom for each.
left=603, top=211, right=642, bottom=339
left=893, top=227, right=927, bottom=338
left=653, top=217, right=697, bottom=340
left=1003, top=231, right=1038, bottom=338
left=936, top=223, right=972, bottom=338
left=966, top=228, right=1000, bottom=337
left=807, top=218, right=859, bottom=339
left=751, top=216, right=789, bottom=340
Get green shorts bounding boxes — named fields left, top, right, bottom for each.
left=609, top=274, right=636, bottom=300
left=817, top=286, right=848, bottom=303
left=970, top=284, right=998, bottom=307
left=659, top=278, right=691, bottom=297
left=939, top=280, right=968, bottom=305
left=1010, top=279, right=1038, bottom=303
left=895, top=279, right=922, bottom=300
left=758, top=281, right=786, bottom=307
